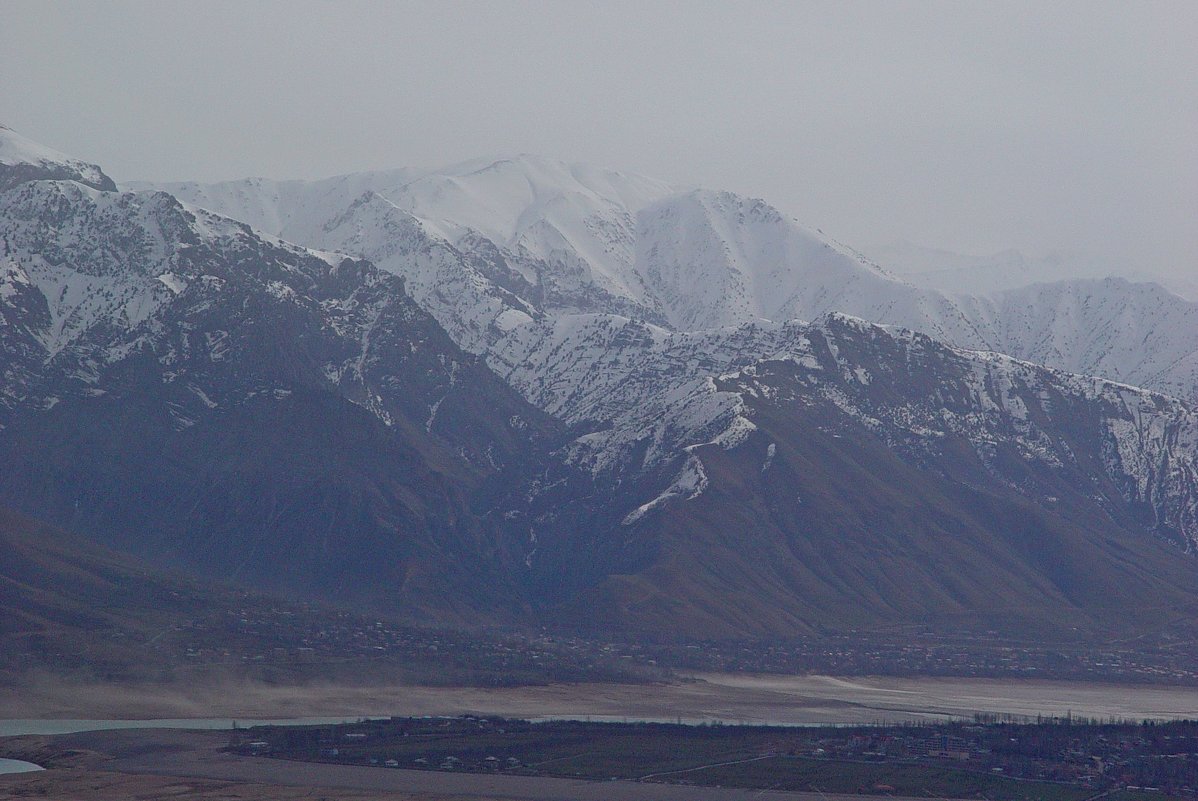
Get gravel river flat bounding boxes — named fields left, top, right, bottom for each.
left=5, top=673, right=1198, bottom=727
left=5, top=676, right=1197, bottom=801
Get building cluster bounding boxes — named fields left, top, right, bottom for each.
left=793, top=721, right=1198, bottom=794
left=636, top=632, right=1198, bottom=684
left=132, top=589, right=1198, bottom=688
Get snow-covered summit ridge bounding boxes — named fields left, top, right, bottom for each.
left=0, top=143, right=546, bottom=479
left=4, top=129, right=1198, bottom=626
left=0, top=180, right=311, bottom=372
left=0, top=124, right=116, bottom=193
left=490, top=309, right=1198, bottom=548
left=146, top=156, right=899, bottom=329
left=384, top=153, right=678, bottom=243
left=132, top=153, right=675, bottom=252
left=152, top=157, right=1198, bottom=401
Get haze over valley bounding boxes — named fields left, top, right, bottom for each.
left=2, top=4, right=1197, bottom=799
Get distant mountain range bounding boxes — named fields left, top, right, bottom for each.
left=145, top=157, right=1198, bottom=401
left=4, top=126, right=1198, bottom=642
left=865, top=241, right=1198, bottom=301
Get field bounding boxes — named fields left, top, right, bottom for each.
left=5, top=713, right=1197, bottom=801
left=0, top=728, right=974, bottom=801
left=240, top=716, right=1196, bottom=801
left=9, top=672, right=1198, bottom=725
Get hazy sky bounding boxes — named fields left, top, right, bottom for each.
left=2, top=1, right=1195, bottom=279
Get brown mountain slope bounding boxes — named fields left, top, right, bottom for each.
left=531, top=326, right=1198, bottom=641
left=0, top=505, right=231, bottom=677
left=609, top=413, right=1198, bottom=639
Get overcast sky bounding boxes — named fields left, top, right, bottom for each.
left=2, top=1, right=1195, bottom=280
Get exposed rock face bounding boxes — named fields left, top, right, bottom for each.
left=150, top=158, right=1198, bottom=401
left=0, top=124, right=117, bottom=193
left=0, top=155, right=558, bottom=621
left=485, top=312, right=1198, bottom=636
left=3, top=132, right=1197, bottom=639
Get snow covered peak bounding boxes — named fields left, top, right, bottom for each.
left=390, top=153, right=677, bottom=241
left=373, top=154, right=678, bottom=304
left=634, top=189, right=903, bottom=329
left=5, top=139, right=1198, bottom=638
left=0, top=124, right=116, bottom=193
left=147, top=156, right=1198, bottom=401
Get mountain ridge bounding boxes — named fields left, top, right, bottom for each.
left=0, top=142, right=562, bottom=622
left=144, top=155, right=1198, bottom=402
left=4, top=128, right=1197, bottom=643
left=0, top=123, right=116, bottom=193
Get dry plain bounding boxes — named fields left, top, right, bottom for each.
left=0, top=728, right=955, bottom=801
left=5, top=675, right=1198, bottom=801
left=5, top=673, right=1198, bottom=726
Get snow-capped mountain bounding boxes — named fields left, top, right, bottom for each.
left=138, top=154, right=674, bottom=288
left=0, top=124, right=116, bottom=193
left=6, top=127, right=1198, bottom=639
left=866, top=241, right=1198, bottom=301
left=490, top=311, right=1198, bottom=635
left=962, top=279, right=1198, bottom=403
left=138, top=156, right=681, bottom=348
left=0, top=130, right=558, bottom=618
left=489, top=312, right=1198, bottom=545
left=148, top=157, right=1198, bottom=402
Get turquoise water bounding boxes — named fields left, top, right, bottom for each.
left=0, top=716, right=387, bottom=773
left=0, top=716, right=381, bottom=738
left=0, top=757, right=44, bottom=775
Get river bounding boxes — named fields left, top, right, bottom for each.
left=0, top=716, right=384, bottom=739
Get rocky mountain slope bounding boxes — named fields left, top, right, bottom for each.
left=4, top=128, right=1198, bottom=641
left=148, top=157, right=1198, bottom=401
left=483, top=312, right=1198, bottom=636
left=0, top=131, right=559, bottom=621
left=0, top=123, right=116, bottom=193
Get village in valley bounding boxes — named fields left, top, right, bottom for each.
left=130, top=599, right=1198, bottom=687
